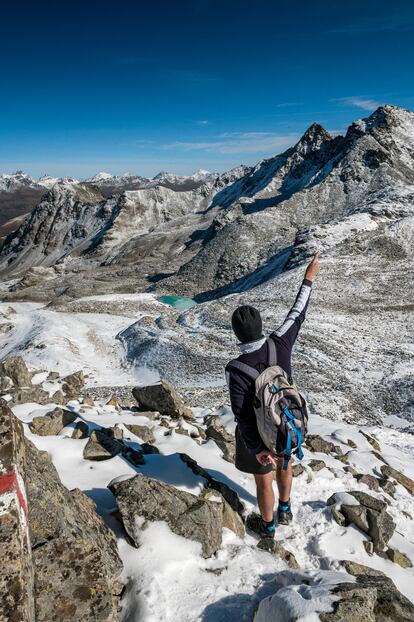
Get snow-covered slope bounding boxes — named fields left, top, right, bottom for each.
left=161, top=105, right=414, bottom=298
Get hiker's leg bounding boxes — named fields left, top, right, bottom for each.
left=275, top=457, right=292, bottom=502
left=254, top=471, right=275, bottom=522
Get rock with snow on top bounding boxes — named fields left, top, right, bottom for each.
left=132, top=381, right=192, bottom=420
left=83, top=429, right=123, bottom=460
left=124, top=423, right=155, bottom=444
left=109, top=472, right=223, bottom=558
left=30, top=407, right=77, bottom=436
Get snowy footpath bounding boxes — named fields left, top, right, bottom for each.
left=1, top=300, right=414, bottom=621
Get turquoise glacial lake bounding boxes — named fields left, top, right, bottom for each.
left=158, top=295, right=197, bottom=310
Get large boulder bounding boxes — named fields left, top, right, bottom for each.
left=0, top=355, right=32, bottom=387
left=25, top=438, right=123, bottom=621
left=110, top=472, right=223, bottom=558
left=132, top=381, right=192, bottom=420
left=0, top=405, right=35, bottom=622
left=30, top=407, right=77, bottom=436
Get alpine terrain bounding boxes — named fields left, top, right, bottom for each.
left=1, top=104, right=414, bottom=622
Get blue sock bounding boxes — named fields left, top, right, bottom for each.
left=278, top=499, right=290, bottom=511
left=263, top=518, right=276, bottom=533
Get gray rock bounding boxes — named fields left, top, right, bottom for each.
left=305, top=434, right=338, bottom=454
left=319, top=571, right=414, bottom=621
left=47, top=371, right=60, bottom=381
left=202, top=489, right=244, bottom=539
left=25, top=438, right=123, bottom=621
left=0, top=405, right=35, bottom=622
left=204, top=415, right=235, bottom=462
left=386, top=548, right=413, bottom=568
left=380, top=465, right=414, bottom=496
left=292, top=464, right=305, bottom=477
left=379, top=478, right=396, bottom=497
left=343, top=465, right=358, bottom=477
left=179, top=453, right=244, bottom=516
left=0, top=355, right=32, bottom=387
left=62, top=370, right=84, bottom=399
left=30, top=407, right=77, bottom=436
left=359, top=430, right=381, bottom=452
left=124, top=424, right=155, bottom=444
left=334, top=490, right=395, bottom=553
left=12, top=385, right=52, bottom=406
left=308, top=459, right=326, bottom=471
left=348, top=490, right=387, bottom=512
left=110, top=472, right=223, bottom=558
left=363, top=540, right=374, bottom=556
left=132, top=380, right=192, bottom=420
left=355, top=473, right=380, bottom=491
left=332, top=507, right=347, bottom=526
left=83, top=429, right=123, bottom=461
left=71, top=420, right=89, bottom=439
left=367, top=508, right=396, bottom=552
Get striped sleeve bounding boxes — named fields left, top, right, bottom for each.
left=271, top=278, right=313, bottom=346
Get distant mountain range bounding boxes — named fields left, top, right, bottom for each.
left=1, top=104, right=413, bottom=426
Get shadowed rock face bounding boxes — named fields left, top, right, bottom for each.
left=109, top=472, right=223, bottom=558
left=25, top=438, right=123, bottom=621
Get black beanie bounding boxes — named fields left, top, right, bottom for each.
left=231, top=305, right=263, bottom=343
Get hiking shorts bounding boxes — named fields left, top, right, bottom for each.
left=235, top=426, right=274, bottom=475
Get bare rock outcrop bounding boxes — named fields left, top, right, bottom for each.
left=132, top=380, right=192, bottom=420
left=109, top=472, right=223, bottom=558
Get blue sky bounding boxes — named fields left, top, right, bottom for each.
left=1, top=0, right=413, bottom=178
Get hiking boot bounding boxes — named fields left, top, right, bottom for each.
left=260, top=518, right=276, bottom=539
left=246, top=512, right=276, bottom=538
left=277, top=501, right=293, bottom=525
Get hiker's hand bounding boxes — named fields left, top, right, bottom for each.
left=256, top=450, right=277, bottom=467
left=305, top=251, right=320, bottom=282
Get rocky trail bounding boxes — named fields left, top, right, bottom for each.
left=1, top=354, right=414, bottom=621
left=1, top=104, right=414, bottom=620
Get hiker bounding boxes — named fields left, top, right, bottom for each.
left=226, top=252, right=320, bottom=538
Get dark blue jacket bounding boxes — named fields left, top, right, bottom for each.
left=226, top=279, right=313, bottom=454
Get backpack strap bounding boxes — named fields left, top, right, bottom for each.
left=282, top=406, right=304, bottom=470
left=267, top=337, right=278, bottom=367
left=227, top=360, right=260, bottom=381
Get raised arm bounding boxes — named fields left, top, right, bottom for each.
left=271, top=252, right=320, bottom=347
